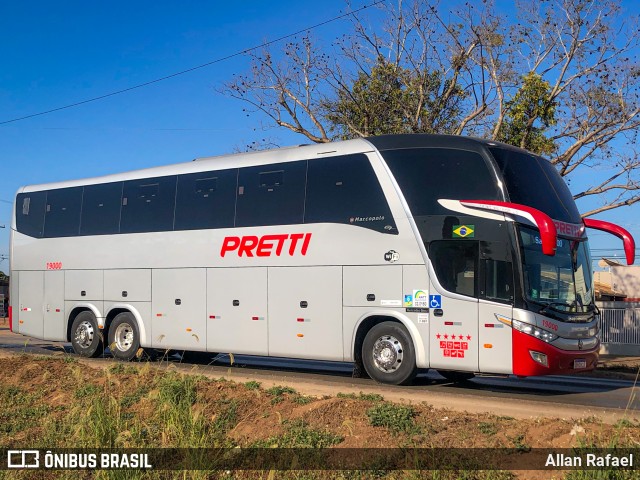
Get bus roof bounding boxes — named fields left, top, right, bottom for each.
left=18, top=134, right=526, bottom=194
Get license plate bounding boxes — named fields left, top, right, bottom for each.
left=574, top=359, right=587, bottom=369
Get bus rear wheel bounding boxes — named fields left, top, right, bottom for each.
left=438, top=370, right=475, bottom=382
left=70, top=311, right=104, bottom=358
left=108, top=313, right=141, bottom=361
left=362, top=321, right=417, bottom=385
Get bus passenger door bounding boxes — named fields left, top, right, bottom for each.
left=18, top=271, right=44, bottom=339
left=478, top=248, right=514, bottom=374
left=43, top=270, right=65, bottom=341
left=152, top=269, right=207, bottom=351
left=428, top=241, right=479, bottom=372
left=206, top=267, right=268, bottom=356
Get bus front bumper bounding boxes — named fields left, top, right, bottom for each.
left=512, top=329, right=599, bottom=377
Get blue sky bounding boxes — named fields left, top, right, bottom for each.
left=1, top=0, right=638, bottom=270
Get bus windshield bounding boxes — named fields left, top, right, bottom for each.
left=519, top=226, right=594, bottom=315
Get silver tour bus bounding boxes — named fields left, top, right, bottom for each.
left=9, top=135, right=635, bottom=384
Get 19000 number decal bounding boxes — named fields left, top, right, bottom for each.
left=46, top=262, right=63, bottom=270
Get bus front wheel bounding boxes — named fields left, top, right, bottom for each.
left=362, top=321, right=417, bottom=385
left=108, top=313, right=141, bottom=361
left=70, top=311, right=104, bottom=358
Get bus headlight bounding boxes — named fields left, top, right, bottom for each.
left=512, top=319, right=558, bottom=343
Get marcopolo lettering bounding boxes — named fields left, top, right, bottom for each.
left=220, top=233, right=312, bottom=257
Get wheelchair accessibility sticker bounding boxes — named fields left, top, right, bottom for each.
left=429, top=295, right=442, bottom=309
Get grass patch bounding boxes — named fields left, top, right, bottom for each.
left=244, top=380, right=261, bottom=390
left=478, top=422, right=498, bottom=436
left=367, top=402, right=419, bottom=435
left=511, top=433, right=531, bottom=452
left=266, top=385, right=297, bottom=405
left=292, top=394, right=314, bottom=405
left=108, top=363, right=139, bottom=375
left=252, top=420, right=343, bottom=448
left=338, top=391, right=385, bottom=402
left=120, top=386, right=150, bottom=408
left=74, top=384, right=101, bottom=399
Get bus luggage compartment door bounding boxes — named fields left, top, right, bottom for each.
left=43, top=270, right=65, bottom=341
left=151, top=268, right=207, bottom=351
left=17, top=270, right=44, bottom=339
left=268, top=266, right=342, bottom=361
left=206, top=267, right=268, bottom=356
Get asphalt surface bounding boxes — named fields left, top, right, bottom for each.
left=0, top=322, right=638, bottom=423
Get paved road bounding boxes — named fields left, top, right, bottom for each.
left=0, top=323, right=638, bottom=423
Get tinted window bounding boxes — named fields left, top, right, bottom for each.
left=43, top=187, right=82, bottom=237
left=80, top=182, right=123, bottom=235
left=430, top=240, right=478, bottom=297
left=16, top=191, right=46, bottom=238
left=483, top=259, right=513, bottom=303
left=120, top=176, right=177, bottom=233
left=489, top=147, right=582, bottom=223
left=382, top=148, right=500, bottom=216
left=305, top=154, right=396, bottom=233
left=235, top=162, right=306, bottom=227
left=175, top=169, right=237, bottom=230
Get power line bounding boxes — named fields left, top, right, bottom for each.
left=0, top=1, right=384, bottom=126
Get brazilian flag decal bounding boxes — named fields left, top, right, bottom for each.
left=453, top=225, right=475, bottom=238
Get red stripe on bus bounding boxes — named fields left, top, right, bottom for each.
left=8, top=306, right=12, bottom=332
left=444, top=321, right=453, bottom=325
left=485, top=324, right=495, bottom=328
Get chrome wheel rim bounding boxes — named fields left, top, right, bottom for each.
left=372, top=335, right=403, bottom=372
left=74, top=320, right=95, bottom=348
left=114, top=323, right=134, bottom=352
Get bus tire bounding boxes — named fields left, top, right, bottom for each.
left=108, top=312, right=140, bottom=361
left=362, top=321, right=417, bottom=386
left=438, top=370, right=475, bottom=382
left=70, top=311, right=104, bottom=358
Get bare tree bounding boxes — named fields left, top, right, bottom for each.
left=222, top=0, right=640, bottom=216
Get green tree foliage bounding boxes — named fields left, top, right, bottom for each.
left=497, top=73, right=557, bottom=155
left=325, top=59, right=465, bottom=138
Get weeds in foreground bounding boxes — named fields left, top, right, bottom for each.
left=366, top=402, right=419, bottom=435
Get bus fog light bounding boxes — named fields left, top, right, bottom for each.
left=530, top=351, right=548, bottom=367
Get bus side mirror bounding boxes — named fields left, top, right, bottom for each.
left=583, top=218, right=635, bottom=265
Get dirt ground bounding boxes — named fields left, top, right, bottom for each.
left=0, top=351, right=638, bottom=479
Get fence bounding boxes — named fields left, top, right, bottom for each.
left=0, top=293, right=4, bottom=318
left=598, top=308, right=640, bottom=347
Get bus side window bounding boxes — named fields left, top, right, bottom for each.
left=16, top=191, right=47, bottom=238
left=483, top=259, right=513, bottom=303
left=305, top=153, right=397, bottom=234
left=43, top=187, right=83, bottom=238
left=235, top=161, right=306, bottom=228
left=429, top=240, right=478, bottom=297
left=175, top=169, right=237, bottom=230
left=80, top=182, right=123, bottom=236
left=120, top=176, right=177, bottom=233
